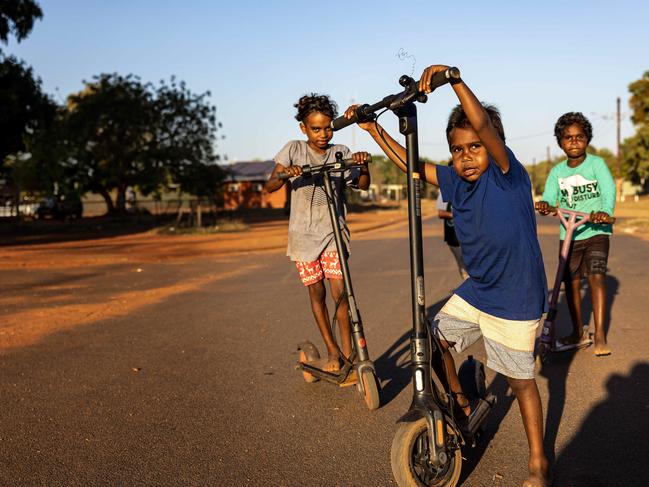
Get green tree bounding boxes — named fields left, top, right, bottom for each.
left=22, top=106, right=77, bottom=194
left=0, top=0, right=53, bottom=197
left=59, top=73, right=224, bottom=213
left=0, top=55, right=55, bottom=178
left=155, top=77, right=224, bottom=203
left=369, top=154, right=406, bottom=186
left=0, top=0, right=42, bottom=45
left=623, top=71, right=649, bottom=184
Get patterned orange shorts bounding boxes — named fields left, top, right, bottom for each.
left=295, top=251, right=343, bottom=286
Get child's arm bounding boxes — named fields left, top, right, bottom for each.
left=265, top=164, right=302, bottom=193
left=419, top=65, right=509, bottom=173
left=343, top=107, right=439, bottom=186
left=436, top=194, right=452, bottom=219
left=535, top=167, right=559, bottom=215
left=350, top=151, right=371, bottom=190
left=591, top=158, right=616, bottom=223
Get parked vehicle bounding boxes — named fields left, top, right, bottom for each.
left=36, top=194, right=83, bottom=220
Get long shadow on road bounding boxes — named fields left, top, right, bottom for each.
left=373, top=296, right=450, bottom=407
left=0, top=217, right=157, bottom=246
left=540, top=274, right=620, bottom=468
left=552, top=362, right=649, bottom=486
left=372, top=274, right=625, bottom=484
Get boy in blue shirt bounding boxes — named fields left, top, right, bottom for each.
left=346, top=64, right=549, bottom=487
left=536, top=112, right=615, bottom=356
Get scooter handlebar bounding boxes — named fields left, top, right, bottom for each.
left=330, top=67, right=461, bottom=131
left=277, top=156, right=371, bottom=180
left=425, top=67, right=462, bottom=92
left=536, top=204, right=616, bottom=224
left=331, top=104, right=376, bottom=131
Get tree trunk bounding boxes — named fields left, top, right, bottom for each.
left=96, top=186, right=115, bottom=214
left=196, top=202, right=202, bottom=228
left=14, top=186, right=20, bottom=221
left=116, top=184, right=127, bottom=213
left=175, top=200, right=184, bottom=225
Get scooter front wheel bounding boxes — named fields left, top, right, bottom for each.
left=358, top=369, right=380, bottom=410
left=391, top=418, right=462, bottom=487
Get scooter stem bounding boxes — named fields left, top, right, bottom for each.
left=322, top=169, right=369, bottom=363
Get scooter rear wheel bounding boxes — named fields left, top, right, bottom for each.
left=298, top=350, right=320, bottom=383
left=391, top=418, right=462, bottom=487
left=358, top=369, right=380, bottom=410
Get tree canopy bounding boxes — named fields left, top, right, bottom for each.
left=25, top=73, right=225, bottom=212
left=0, top=55, right=55, bottom=175
left=0, top=0, right=42, bottom=45
left=623, top=71, right=649, bottom=184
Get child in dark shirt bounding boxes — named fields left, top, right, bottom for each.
left=346, top=65, right=549, bottom=487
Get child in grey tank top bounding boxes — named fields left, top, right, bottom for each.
left=265, top=94, right=370, bottom=374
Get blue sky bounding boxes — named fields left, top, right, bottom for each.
left=7, top=0, right=649, bottom=165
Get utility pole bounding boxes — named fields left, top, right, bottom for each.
left=350, top=98, right=356, bottom=151
left=616, top=96, right=623, bottom=201
left=531, top=157, right=537, bottom=198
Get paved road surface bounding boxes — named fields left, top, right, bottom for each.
left=1, top=216, right=648, bottom=486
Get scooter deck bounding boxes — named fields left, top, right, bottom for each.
left=552, top=338, right=593, bottom=353
left=300, top=357, right=335, bottom=370
left=297, top=358, right=357, bottom=386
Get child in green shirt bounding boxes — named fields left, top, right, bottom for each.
left=536, top=112, right=616, bottom=356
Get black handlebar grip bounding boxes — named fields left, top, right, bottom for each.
left=331, top=104, right=375, bottom=131
left=427, top=67, right=461, bottom=92
left=278, top=172, right=291, bottom=180
left=331, top=113, right=357, bottom=131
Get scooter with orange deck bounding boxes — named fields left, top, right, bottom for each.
left=280, top=153, right=381, bottom=410
left=535, top=205, right=616, bottom=365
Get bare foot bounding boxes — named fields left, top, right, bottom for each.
left=523, top=458, right=548, bottom=487
left=338, top=369, right=358, bottom=387
left=594, top=341, right=611, bottom=356
left=322, top=355, right=341, bottom=372
left=522, top=474, right=547, bottom=487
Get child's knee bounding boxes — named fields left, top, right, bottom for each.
left=307, top=280, right=326, bottom=301
left=507, top=376, right=536, bottom=394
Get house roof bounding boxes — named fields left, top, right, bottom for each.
left=223, top=160, right=276, bottom=182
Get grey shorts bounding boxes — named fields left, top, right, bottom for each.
left=561, top=234, right=610, bottom=280
left=431, top=295, right=541, bottom=380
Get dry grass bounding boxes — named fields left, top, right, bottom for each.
left=155, top=219, right=249, bottom=235
left=614, top=195, right=649, bottom=239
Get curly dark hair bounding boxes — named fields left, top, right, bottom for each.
left=554, top=112, right=593, bottom=146
left=294, top=93, right=338, bottom=122
left=445, top=103, right=505, bottom=145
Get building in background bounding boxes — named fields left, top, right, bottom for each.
left=222, top=161, right=288, bottom=210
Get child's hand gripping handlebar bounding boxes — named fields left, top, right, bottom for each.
left=277, top=153, right=372, bottom=180
left=330, top=67, right=461, bottom=131
left=534, top=202, right=616, bottom=225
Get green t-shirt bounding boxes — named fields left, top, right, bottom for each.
left=541, top=154, right=616, bottom=241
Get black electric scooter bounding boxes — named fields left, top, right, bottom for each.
left=331, top=67, right=495, bottom=486
left=280, top=155, right=381, bottom=410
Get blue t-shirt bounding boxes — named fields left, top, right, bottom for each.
left=436, top=148, right=548, bottom=320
